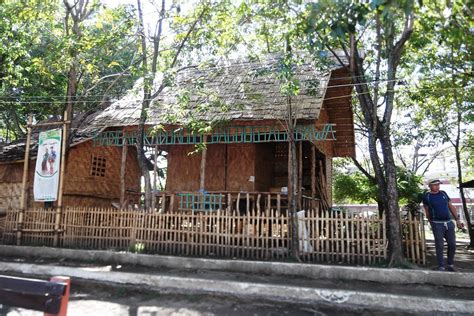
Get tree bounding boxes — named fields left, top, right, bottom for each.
left=407, top=0, right=474, bottom=246
left=135, top=0, right=210, bottom=209
left=334, top=162, right=423, bottom=206
left=0, top=0, right=139, bottom=141
left=306, top=0, right=416, bottom=265
left=0, top=1, right=62, bottom=140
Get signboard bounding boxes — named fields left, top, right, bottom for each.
left=34, top=129, right=61, bottom=202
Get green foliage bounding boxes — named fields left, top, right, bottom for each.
left=405, top=0, right=473, bottom=178
left=333, top=171, right=378, bottom=204
left=0, top=0, right=139, bottom=141
left=334, top=164, right=423, bottom=205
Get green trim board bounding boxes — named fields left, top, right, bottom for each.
left=92, top=124, right=336, bottom=147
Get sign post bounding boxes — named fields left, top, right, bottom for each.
left=17, top=115, right=33, bottom=246
left=18, top=111, right=69, bottom=247
left=54, top=110, right=68, bottom=246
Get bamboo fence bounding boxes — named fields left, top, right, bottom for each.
left=1, top=207, right=426, bottom=265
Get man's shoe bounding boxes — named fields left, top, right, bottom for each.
left=437, top=266, right=446, bottom=271
left=447, top=265, right=456, bottom=272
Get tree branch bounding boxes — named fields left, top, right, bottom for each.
left=351, top=157, right=376, bottom=184
left=150, top=6, right=207, bottom=100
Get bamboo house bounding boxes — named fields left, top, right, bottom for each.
left=89, top=55, right=356, bottom=213
left=0, top=54, right=355, bottom=215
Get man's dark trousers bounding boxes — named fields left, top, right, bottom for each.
left=432, top=221, right=456, bottom=268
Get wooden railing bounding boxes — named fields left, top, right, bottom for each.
left=1, top=207, right=425, bottom=265
left=126, top=191, right=325, bottom=214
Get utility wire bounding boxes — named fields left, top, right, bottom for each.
left=0, top=84, right=469, bottom=105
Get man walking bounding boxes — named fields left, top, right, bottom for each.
left=422, top=179, right=463, bottom=271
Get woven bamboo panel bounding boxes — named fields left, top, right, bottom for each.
left=0, top=183, right=21, bottom=210
left=2, top=205, right=426, bottom=265
left=62, top=141, right=140, bottom=203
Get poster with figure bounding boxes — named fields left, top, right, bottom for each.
left=34, top=129, right=62, bottom=201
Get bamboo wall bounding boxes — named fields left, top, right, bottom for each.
left=2, top=207, right=426, bottom=265
left=0, top=183, right=21, bottom=211
left=0, top=140, right=141, bottom=209
left=63, top=141, right=140, bottom=204
left=165, top=140, right=330, bottom=198
left=166, top=143, right=270, bottom=192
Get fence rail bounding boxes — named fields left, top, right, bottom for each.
left=1, top=207, right=425, bottom=265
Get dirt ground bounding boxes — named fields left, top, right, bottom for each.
left=425, top=239, right=474, bottom=272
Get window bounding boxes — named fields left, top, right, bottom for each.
left=90, top=155, right=106, bottom=177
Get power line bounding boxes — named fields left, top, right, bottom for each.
left=0, top=75, right=470, bottom=102
left=0, top=83, right=469, bottom=105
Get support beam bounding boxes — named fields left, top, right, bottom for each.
left=311, top=144, right=316, bottom=210
left=17, top=115, right=33, bottom=246
left=199, top=136, right=208, bottom=210
left=120, top=135, right=128, bottom=210
left=151, top=144, right=157, bottom=211
left=298, top=141, right=303, bottom=210
left=199, top=140, right=208, bottom=192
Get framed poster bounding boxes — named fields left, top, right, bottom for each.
left=34, top=129, right=62, bottom=202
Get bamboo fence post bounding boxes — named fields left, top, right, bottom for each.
left=53, top=110, right=68, bottom=247
left=414, top=214, right=420, bottom=265
left=17, top=114, right=33, bottom=246
left=409, top=213, right=415, bottom=263
left=383, top=213, right=387, bottom=260
left=421, top=214, right=426, bottom=265
left=315, top=210, right=319, bottom=261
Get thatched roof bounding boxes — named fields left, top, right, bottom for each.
left=1, top=53, right=348, bottom=162
left=0, top=111, right=101, bottom=163
left=80, top=54, right=345, bottom=136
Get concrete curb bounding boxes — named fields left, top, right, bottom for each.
left=0, top=245, right=473, bottom=288
left=0, top=262, right=473, bottom=314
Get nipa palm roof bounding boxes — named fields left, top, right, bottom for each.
left=1, top=54, right=347, bottom=162
left=79, top=55, right=342, bottom=136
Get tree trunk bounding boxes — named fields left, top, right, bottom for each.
left=380, top=129, right=404, bottom=265
left=136, top=0, right=158, bottom=210
left=451, top=47, right=473, bottom=247
left=137, top=123, right=152, bottom=209
left=455, top=144, right=474, bottom=247
left=349, top=34, right=407, bottom=266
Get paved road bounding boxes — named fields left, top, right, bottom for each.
left=0, top=281, right=421, bottom=316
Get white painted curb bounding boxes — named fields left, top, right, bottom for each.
left=0, top=262, right=473, bottom=314
left=0, top=245, right=473, bottom=288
